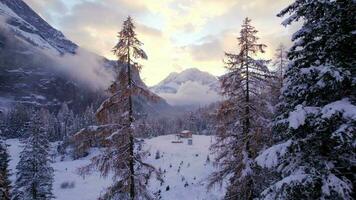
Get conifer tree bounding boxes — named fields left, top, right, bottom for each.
left=0, top=137, right=11, bottom=200
left=82, top=105, right=96, bottom=127
left=209, top=17, right=271, bottom=199
left=256, top=1, right=355, bottom=199
left=273, top=44, right=288, bottom=88
left=76, top=16, right=160, bottom=200
left=12, top=110, right=54, bottom=200
left=269, top=44, right=289, bottom=108
left=2, top=104, right=31, bottom=138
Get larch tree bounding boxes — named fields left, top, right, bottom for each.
left=75, top=16, right=160, bottom=200
left=256, top=1, right=355, bottom=199
left=0, top=136, right=11, bottom=200
left=269, top=44, right=289, bottom=109
left=12, top=110, right=54, bottom=200
left=273, top=44, right=288, bottom=88
left=209, top=17, right=271, bottom=199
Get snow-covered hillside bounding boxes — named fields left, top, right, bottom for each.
left=0, top=0, right=77, bottom=54
left=150, top=68, right=221, bottom=106
left=7, top=135, right=225, bottom=200
left=0, top=0, right=170, bottom=113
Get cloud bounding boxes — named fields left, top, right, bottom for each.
left=158, top=81, right=221, bottom=106
left=0, top=15, right=113, bottom=91
left=187, top=36, right=224, bottom=61
left=23, top=0, right=297, bottom=86
left=43, top=48, right=115, bottom=91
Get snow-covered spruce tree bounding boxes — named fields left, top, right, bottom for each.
left=0, top=137, right=11, bottom=200
left=209, top=17, right=271, bottom=199
left=2, top=104, right=31, bottom=138
left=76, top=16, right=160, bottom=200
left=256, top=1, right=355, bottom=199
left=12, top=110, right=54, bottom=200
left=57, top=103, right=75, bottom=140
left=82, top=105, right=96, bottom=127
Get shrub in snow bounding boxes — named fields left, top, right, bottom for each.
left=206, top=155, right=210, bottom=163
left=155, top=150, right=161, bottom=159
left=60, top=181, right=75, bottom=189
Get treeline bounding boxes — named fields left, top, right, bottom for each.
left=136, top=103, right=219, bottom=137
left=0, top=103, right=96, bottom=141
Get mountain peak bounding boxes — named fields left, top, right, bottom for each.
left=150, top=68, right=220, bottom=106
left=156, top=68, right=218, bottom=88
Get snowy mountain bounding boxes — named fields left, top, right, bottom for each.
left=0, top=0, right=169, bottom=114
left=7, top=135, right=225, bottom=200
left=0, top=0, right=95, bottom=112
left=150, top=68, right=221, bottom=106
left=0, top=0, right=77, bottom=54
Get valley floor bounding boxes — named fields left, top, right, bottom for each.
left=7, top=135, right=225, bottom=200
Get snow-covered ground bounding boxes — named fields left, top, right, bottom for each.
left=7, top=135, right=225, bottom=200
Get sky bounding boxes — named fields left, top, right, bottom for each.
left=24, top=0, right=295, bottom=86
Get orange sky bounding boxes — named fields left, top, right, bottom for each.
left=25, top=0, right=295, bottom=86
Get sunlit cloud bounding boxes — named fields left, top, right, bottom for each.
left=24, top=0, right=294, bottom=86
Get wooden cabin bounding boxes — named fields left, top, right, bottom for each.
left=178, top=130, right=193, bottom=139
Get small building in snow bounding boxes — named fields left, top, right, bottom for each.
left=178, top=130, right=193, bottom=139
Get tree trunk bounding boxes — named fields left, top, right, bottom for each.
left=244, top=41, right=253, bottom=200
left=280, top=49, right=283, bottom=88
left=127, top=40, right=135, bottom=200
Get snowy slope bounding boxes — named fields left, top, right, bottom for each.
left=0, top=0, right=77, bottom=54
left=150, top=68, right=221, bottom=106
left=7, top=135, right=225, bottom=200
left=0, top=0, right=95, bottom=112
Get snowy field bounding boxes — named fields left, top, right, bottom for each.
left=7, top=135, right=225, bottom=200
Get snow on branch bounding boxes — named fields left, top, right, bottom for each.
left=288, top=105, right=318, bottom=129
left=256, top=140, right=292, bottom=169
left=321, top=98, right=356, bottom=120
